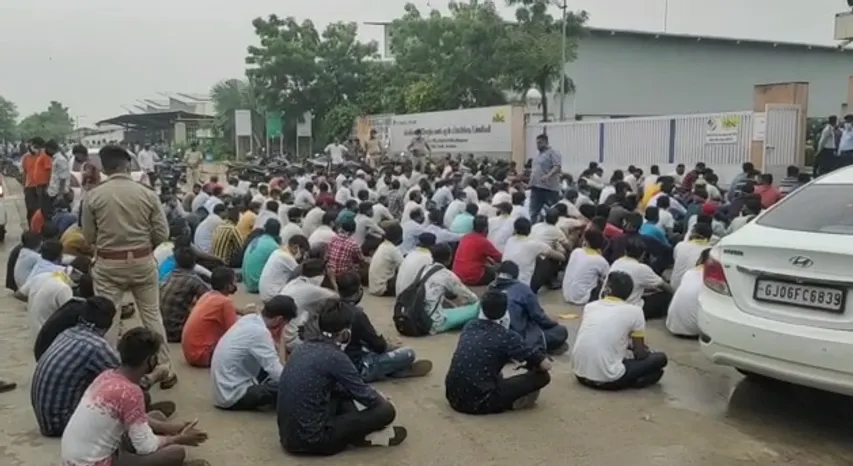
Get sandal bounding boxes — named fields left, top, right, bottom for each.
left=159, top=372, right=179, bottom=390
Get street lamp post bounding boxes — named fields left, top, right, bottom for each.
left=551, top=0, right=568, bottom=122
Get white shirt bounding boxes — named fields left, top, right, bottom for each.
left=487, top=215, right=515, bottom=252
left=354, top=213, right=383, bottom=246
left=137, top=149, right=158, bottom=172
left=372, top=203, right=393, bottom=224
left=624, top=174, right=638, bottom=193
left=293, top=189, right=315, bottom=210
left=503, top=236, right=551, bottom=286
left=324, top=143, right=347, bottom=164
left=23, top=271, right=74, bottom=339
left=191, top=192, right=210, bottom=213
left=463, top=186, right=478, bottom=204
left=666, top=267, right=703, bottom=336
left=491, top=190, right=511, bottom=206
left=562, top=248, right=609, bottom=305
left=251, top=193, right=267, bottom=206
left=422, top=265, right=477, bottom=330
left=557, top=199, right=582, bottom=218
left=648, top=192, right=686, bottom=214
left=571, top=298, right=646, bottom=382
left=530, top=223, right=567, bottom=250
left=511, top=204, right=529, bottom=220
left=277, top=203, right=293, bottom=226
left=671, top=240, right=710, bottom=290
left=607, top=258, right=664, bottom=308
left=335, top=187, right=351, bottom=205
left=308, top=225, right=336, bottom=248
left=14, top=247, right=40, bottom=289
left=280, top=222, right=304, bottom=246
left=203, top=196, right=223, bottom=215
left=657, top=209, right=675, bottom=232
left=258, top=249, right=299, bottom=302
left=643, top=175, right=659, bottom=193
left=443, top=199, right=466, bottom=228
left=253, top=210, right=278, bottom=230
left=210, top=314, right=283, bottom=408
left=477, top=201, right=496, bottom=218
left=194, top=214, right=223, bottom=253
left=279, top=276, right=338, bottom=349
left=350, top=178, right=369, bottom=198
left=368, top=241, right=404, bottom=295
left=598, top=185, right=616, bottom=204
left=396, top=248, right=434, bottom=294
left=402, top=200, right=424, bottom=223
left=301, top=207, right=325, bottom=237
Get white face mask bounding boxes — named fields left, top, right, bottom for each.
left=308, top=275, right=324, bottom=286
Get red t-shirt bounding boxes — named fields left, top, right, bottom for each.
left=603, top=223, right=624, bottom=239
left=316, top=192, right=336, bottom=209
left=181, top=290, right=238, bottom=367
left=754, top=185, right=782, bottom=209
left=453, top=232, right=502, bottom=285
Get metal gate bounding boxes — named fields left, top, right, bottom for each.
left=763, top=104, right=802, bottom=173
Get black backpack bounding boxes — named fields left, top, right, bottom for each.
left=393, top=264, right=443, bottom=336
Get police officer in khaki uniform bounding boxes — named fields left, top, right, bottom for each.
left=81, top=145, right=177, bottom=388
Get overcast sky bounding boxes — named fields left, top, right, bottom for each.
left=0, top=0, right=845, bottom=126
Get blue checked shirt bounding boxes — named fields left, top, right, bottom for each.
left=30, top=322, right=119, bottom=436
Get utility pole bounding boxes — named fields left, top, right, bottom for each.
left=552, top=0, right=568, bottom=121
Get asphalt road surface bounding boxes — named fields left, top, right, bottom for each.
left=1, top=180, right=853, bottom=466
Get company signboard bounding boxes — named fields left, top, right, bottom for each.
left=381, top=105, right=512, bottom=155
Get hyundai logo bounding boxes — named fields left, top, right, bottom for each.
left=789, top=256, right=814, bottom=268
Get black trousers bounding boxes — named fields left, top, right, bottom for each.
left=643, top=290, right=672, bottom=320
left=24, top=186, right=39, bottom=222
left=225, top=382, right=277, bottom=411
left=283, top=397, right=396, bottom=456
left=472, top=370, right=551, bottom=414
left=531, top=257, right=562, bottom=294
left=577, top=353, right=668, bottom=391
left=815, top=148, right=836, bottom=176
left=381, top=273, right=397, bottom=297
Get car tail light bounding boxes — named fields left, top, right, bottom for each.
left=703, top=256, right=731, bottom=296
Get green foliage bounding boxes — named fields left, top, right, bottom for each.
left=210, top=78, right=265, bottom=156
left=239, top=0, right=587, bottom=146
left=504, top=0, right=588, bottom=120
left=17, top=101, right=74, bottom=141
left=0, top=96, right=18, bottom=142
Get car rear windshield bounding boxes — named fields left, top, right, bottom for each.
left=756, top=184, right=853, bottom=234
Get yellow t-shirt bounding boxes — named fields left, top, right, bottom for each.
left=236, top=210, right=257, bottom=240
left=641, top=183, right=661, bottom=210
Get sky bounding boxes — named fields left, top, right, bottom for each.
left=0, top=0, right=846, bottom=126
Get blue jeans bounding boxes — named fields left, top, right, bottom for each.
left=529, top=187, right=559, bottom=222
left=360, top=347, right=416, bottom=382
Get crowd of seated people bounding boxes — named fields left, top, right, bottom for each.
left=8, top=140, right=815, bottom=463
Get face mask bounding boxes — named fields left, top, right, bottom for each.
left=308, top=275, right=324, bottom=286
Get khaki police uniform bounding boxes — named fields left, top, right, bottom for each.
left=81, top=173, right=171, bottom=370
left=185, top=150, right=203, bottom=187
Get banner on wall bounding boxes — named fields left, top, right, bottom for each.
left=705, top=114, right=740, bottom=144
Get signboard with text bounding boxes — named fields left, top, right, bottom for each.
left=383, top=105, right=512, bottom=155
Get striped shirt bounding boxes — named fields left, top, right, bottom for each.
left=212, top=221, right=242, bottom=264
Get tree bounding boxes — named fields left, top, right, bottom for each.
left=17, top=101, right=74, bottom=141
left=246, top=15, right=381, bottom=147
left=210, top=78, right=265, bottom=153
left=0, top=96, right=18, bottom=143
left=503, top=0, right=587, bottom=121
left=389, top=1, right=510, bottom=113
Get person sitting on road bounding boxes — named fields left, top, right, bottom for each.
left=259, top=235, right=309, bottom=303
left=608, top=236, right=673, bottom=319
left=280, top=207, right=305, bottom=245
left=31, top=297, right=118, bottom=437
left=278, top=299, right=407, bottom=456
left=325, top=218, right=369, bottom=281
left=50, top=195, right=78, bottom=236
left=210, top=296, right=296, bottom=411
left=159, top=247, right=211, bottom=343
left=395, top=232, right=436, bottom=294
left=61, top=328, right=210, bottom=466
left=211, top=205, right=244, bottom=268
left=336, top=272, right=432, bottom=382
left=449, top=202, right=478, bottom=234
left=421, top=243, right=480, bottom=334
left=308, top=210, right=338, bottom=250
left=453, top=215, right=502, bottom=286
left=17, top=240, right=74, bottom=339
left=368, top=223, right=404, bottom=297
left=10, top=230, right=42, bottom=291
left=154, top=218, right=212, bottom=284
left=182, top=267, right=243, bottom=367
left=571, top=271, right=668, bottom=391
left=666, top=248, right=711, bottom=338
left=503, top=217, right=565, bottom=293
left=671, top=222, right=712, bottom=290
left=489, top=261, right=569, bottom=355
left=561, top=229, right=609, bottom=305
left=252, top=199, right=280, bottom=232
left=279, top=259, right=339, bottom=354
left=243, top=218, right=282, bottom=294
left=445, top=290, right=552, bottom=415
left=237, top=201, right=260, bottom=240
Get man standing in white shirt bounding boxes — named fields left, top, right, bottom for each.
left=815, top=115, right=838, bottom=176
left=211, top=296, right=296, bottom=410
left=324, top=140, right=348, bottom=165
left=571, top=271, right=668, bottom=391
left=137, top=144, right=159, bottom=186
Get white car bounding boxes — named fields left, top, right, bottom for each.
left=70, top=148, right=150, bottom=202
left=698, top=168, right=853, bottom=395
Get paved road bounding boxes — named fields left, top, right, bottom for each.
left=1, top=181, right=853, bottom=466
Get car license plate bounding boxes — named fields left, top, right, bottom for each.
left=754, top=279, right=845, bottom=313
